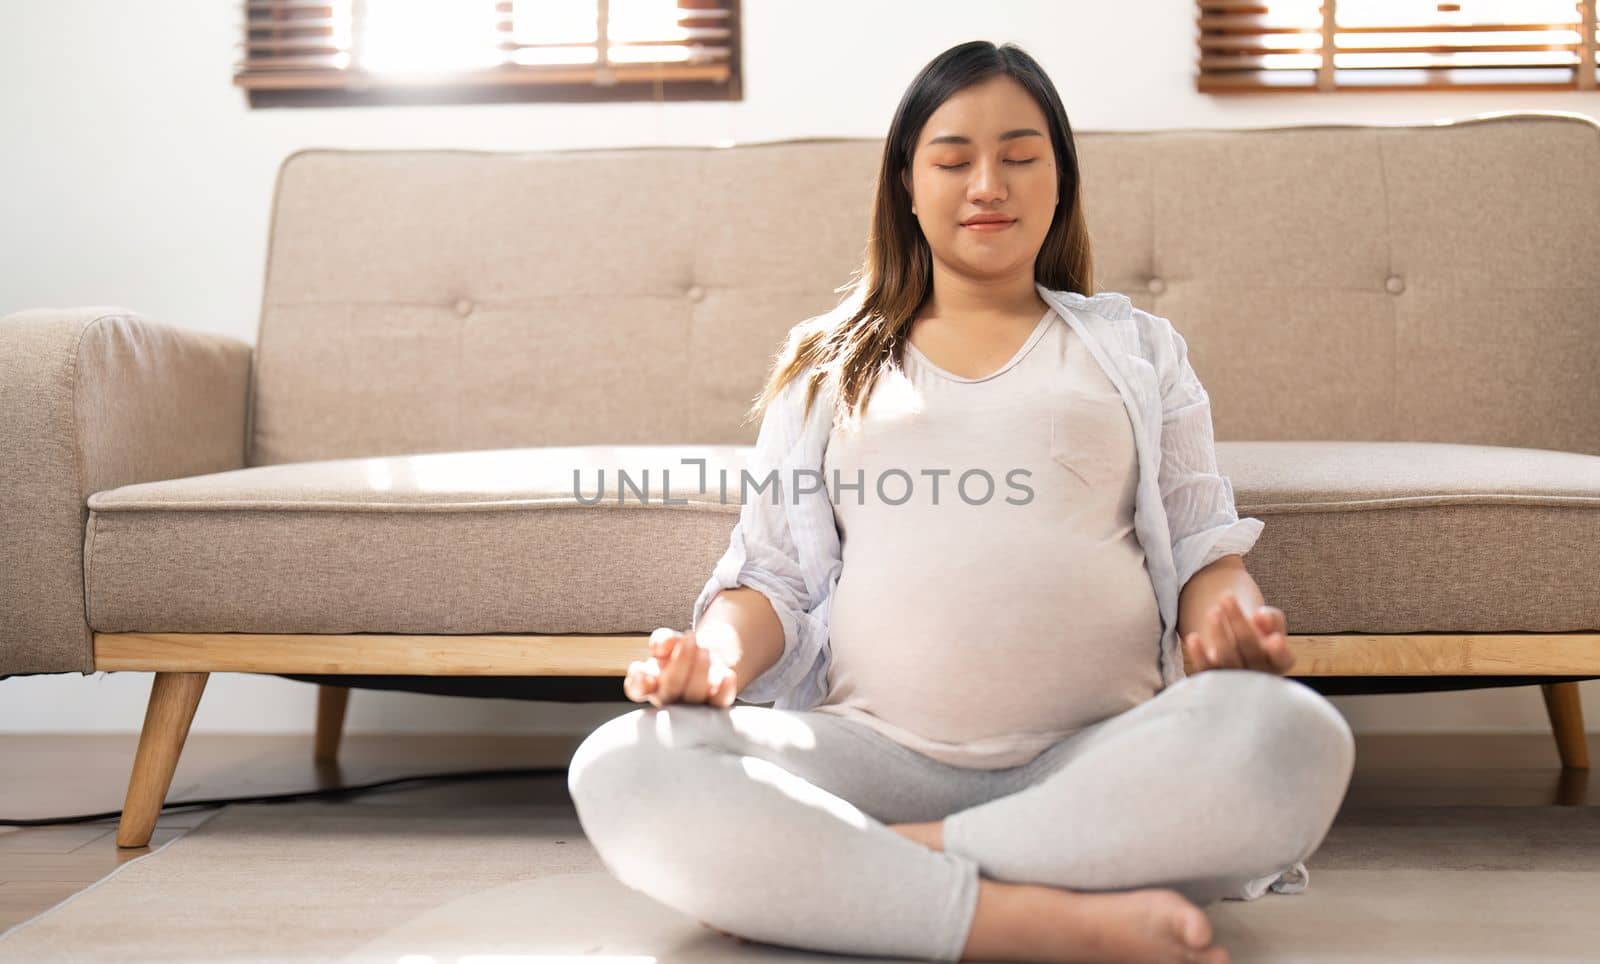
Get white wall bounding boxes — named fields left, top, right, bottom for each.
left=3, top=1, right=1596, bottom=735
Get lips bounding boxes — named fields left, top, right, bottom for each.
left=962, top=217, right=1016, bottom=233
left=962, top=216, right=1015, bottom=226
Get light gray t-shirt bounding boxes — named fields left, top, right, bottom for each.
left=812, top=306, right=1164, bottom=770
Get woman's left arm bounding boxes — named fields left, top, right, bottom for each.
left=1177, top=555, right=1294, bottom=676
left=1151, top=312, right=1292, bottom=676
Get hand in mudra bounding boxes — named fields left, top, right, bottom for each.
left=623, top=627, right=738, bottom=708
left=1182, top=592, right=1294, bottom=676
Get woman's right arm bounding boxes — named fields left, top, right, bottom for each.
left=689, top=370, right=828, bottom=705
left=693, top=587, right=785, bottom=694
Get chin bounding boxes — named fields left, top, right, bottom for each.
left=947, top=251, right=1036, bottom=277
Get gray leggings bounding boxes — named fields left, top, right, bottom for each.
left=567, top=668, right=1355, bottom=962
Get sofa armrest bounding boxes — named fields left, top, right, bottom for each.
left=0, top=307, right=252, bottom=677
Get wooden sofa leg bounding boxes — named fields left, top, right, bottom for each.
left=314, top=685, right=350, bottom=763
left=118, top=671, right=208, bottom=848
left=1540, top=682, right=1590, bottom=770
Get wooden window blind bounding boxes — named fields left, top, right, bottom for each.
left=235, top=0, right=741, bottom=108
left=1198, top=0, right=1600, bottom=92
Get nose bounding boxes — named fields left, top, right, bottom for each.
left=967, top=156, right=1006, bottom=204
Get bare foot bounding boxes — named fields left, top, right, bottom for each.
left=963, top=877, right=1228, bottom=964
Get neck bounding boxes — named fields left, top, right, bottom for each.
left=922, top=259, right=1045, bottom=325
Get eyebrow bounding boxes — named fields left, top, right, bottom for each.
left=926, top=128, right=1046, bottom=146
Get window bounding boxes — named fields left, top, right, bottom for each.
left=1197, top=0, right=1600, bottom=92
left=235, top=0, right=741, bottom=108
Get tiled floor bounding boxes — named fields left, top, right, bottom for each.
left=0, top=728, right=1594, bottom=932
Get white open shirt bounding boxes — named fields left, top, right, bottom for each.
left=690, top=282, right=1303, bottom=901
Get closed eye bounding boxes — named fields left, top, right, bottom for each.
left=935, top=160, right=1036, bottom=169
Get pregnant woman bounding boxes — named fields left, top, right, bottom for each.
left=567, top=39, right=1355, bottom=964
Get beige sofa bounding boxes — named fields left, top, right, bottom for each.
left=4, top=112, right=1597, bottom=849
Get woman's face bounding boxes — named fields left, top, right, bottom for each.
left=902, top=74, right=1059, bottom=286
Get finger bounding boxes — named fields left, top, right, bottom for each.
left=1220, top=596, right=1264, bottom=669
left=1222, top=595, right=1260, bottom=656
left=643, top=658, right=669, bottom=707
left=649, top=642, right=680, bottom=706
left=644, top=638, right=674, bottom=705
left=1238, top=601, right=1289, bottom=674
left=658, top=633, right=697, bottom=704
left=715, top=663, right=740, bottom=707
left=624, top=661, right=646, bottom=702
left=1199, top=610, right=1221, bottom=666
left=683, top=644, right=713, bottom=704
left=1254, top=605, right=1292, bottom=672
left=1222, top=596, right=1273, bottom=672
left=1195, top=626, right=1225, bottom=671
left=1251, top=605, right=1287, bottom=638
left=1208, top=605, right=1242, bottom=668
left=1262, top=630, right=1295, bottom=674
left=632, top=661, right=661, bottom=701
left=649, top=627, right=679, bottom=662
left=1183, top=631, right=1208, bottom=673
left=1245, top=606, right=1293, bottom=674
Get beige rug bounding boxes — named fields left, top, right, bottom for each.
left=1, top=801, right=1596, bottom=962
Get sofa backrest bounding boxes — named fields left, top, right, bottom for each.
left=248, top=113, right=1600, bottom=466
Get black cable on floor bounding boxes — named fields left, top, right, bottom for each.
left=0, top=765, right=570, bottom=828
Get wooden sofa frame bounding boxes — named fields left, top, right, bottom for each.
left=100, top=629, right=1595, bottom=847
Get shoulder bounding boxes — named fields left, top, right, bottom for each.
left=765, top=362, right=838, bottom=450
left=1047, top=287, right=1137, bottom=321
left=1042, top=287, right=1179, bottom=367
left=771, top=359, right=836, bottom=411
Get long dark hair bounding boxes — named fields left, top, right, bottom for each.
left=746, top=40, right=1096, bottom=433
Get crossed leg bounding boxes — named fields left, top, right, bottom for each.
left=566, top=669, right=1353, bottom=960
left=939, top=669, right=1355, bottom=905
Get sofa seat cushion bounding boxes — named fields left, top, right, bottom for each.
left=1219, top=440, right=1600, bottom=634
left=85, top=446, right=746, bottom=635
left=84, top=440, right=1600, bottom=640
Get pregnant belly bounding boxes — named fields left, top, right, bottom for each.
left=823, top=542, right=1165, bottom=743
